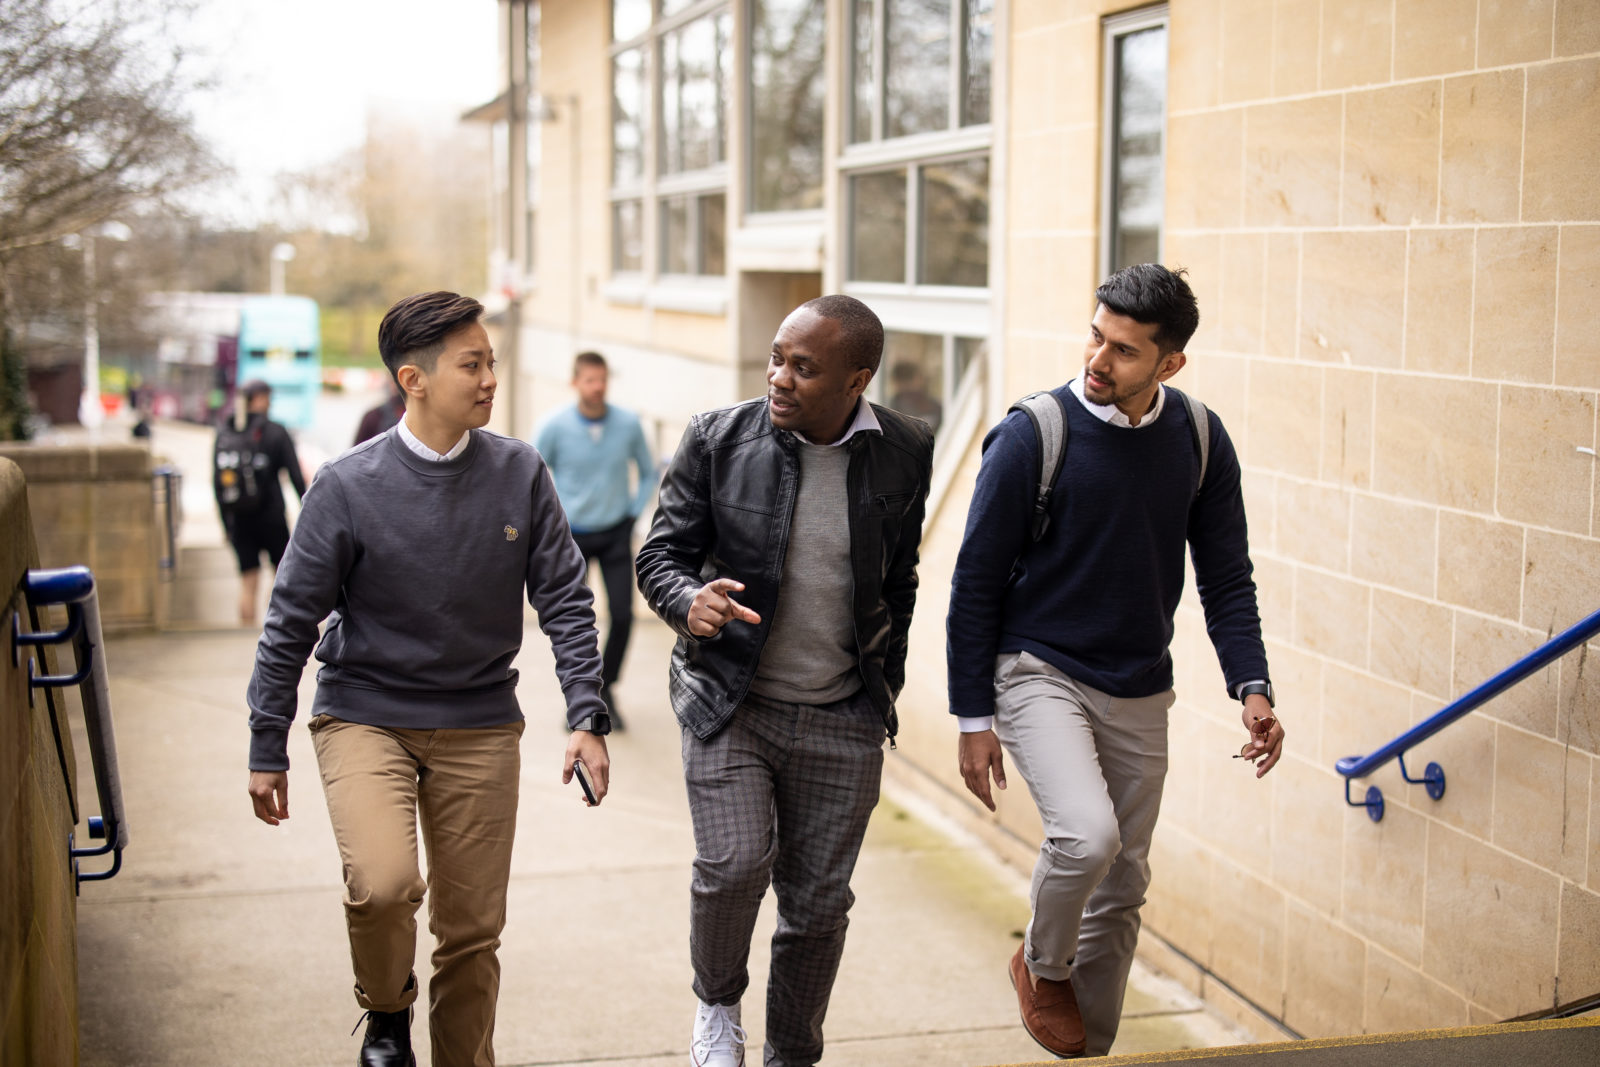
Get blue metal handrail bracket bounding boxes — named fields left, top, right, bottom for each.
left=1336, top=606, right=1600, bottom=822
left=15, top=566, right=129, bottom=888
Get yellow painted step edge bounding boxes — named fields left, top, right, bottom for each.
left=988, top=1013, right=1600, bottom=1066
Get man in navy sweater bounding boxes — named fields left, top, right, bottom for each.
left=947, top=264, right=1284, bottom=1058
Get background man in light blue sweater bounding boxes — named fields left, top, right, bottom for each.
left=534, top=351, right=657, bottom=728
left=246, top=292, right=610, bottom=1067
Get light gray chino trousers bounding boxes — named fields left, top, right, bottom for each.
left=992, top=651, right=1174, bottom=1057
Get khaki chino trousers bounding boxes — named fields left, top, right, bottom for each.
left=311, top=715, right=524, bottom=1067
left=992, top=651, right=1173, bottom=1057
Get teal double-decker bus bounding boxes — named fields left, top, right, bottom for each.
left=236, top=295, right=320, bottom=429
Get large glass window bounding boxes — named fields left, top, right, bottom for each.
left=851, top=0, right=993, bottom=145
left=613, top=200, right=644, bottom=272
left=844, top=0, right=991, bottom=292
left=1103, top=9, right=1168, bottom=273
left=614, top=0, right=651, bottom=42
left=661, top=192, right=726, bottom=276
left=886, top=0, right=950, bottom=138
left=848, top=156, right=987, bottom=288
left=884, top=332, right=944, bottom=433
left=876, top=331, right=987, bottom=438
left=850, top=170, right=907, bottom=283
left=749, top=0, right=825, bottom=213
left=962, top=0, right=994, bottom=125
left=919, top=156, right=988, bottom=287
left=610, top=2, right=732, bottom=287
left=612, top=48, right=648, bottom=186
left=661, top=11, right=732, bottom=175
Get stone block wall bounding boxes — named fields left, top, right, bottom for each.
left=1149, top=0, right=1600, bottom=1032
left=0, top=458, right=80, bottom=1063
left=896, top=0, right=1599, bottom=1041
left=0, top=444, right=158, bottom=633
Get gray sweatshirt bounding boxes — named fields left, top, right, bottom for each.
left=246, top=427, right=605, bottom=771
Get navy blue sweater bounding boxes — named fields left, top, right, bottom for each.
left=947, top=385, right=1268, bottom=717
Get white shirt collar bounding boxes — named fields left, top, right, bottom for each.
left=828, top=398, right=881, bottom=445
left=784, top=397, right=882, bottom=447
left=398, top=415, right=470, bottom=461
left=1068, top=376, right=1165, bottom=429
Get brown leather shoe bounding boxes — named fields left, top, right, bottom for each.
left=1009, top=943, right=1086, bottom=1057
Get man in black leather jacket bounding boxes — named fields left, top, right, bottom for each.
left=637, top=295, right=933, bottom=1067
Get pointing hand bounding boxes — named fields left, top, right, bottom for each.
left=688, top=577, right=762, bottom=637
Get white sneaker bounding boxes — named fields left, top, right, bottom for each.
left=690, top=1000, right=746, bottom=1067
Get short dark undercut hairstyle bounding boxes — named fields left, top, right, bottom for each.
left=377, top=291, right=485, bottom=385
left=573, top=351, right=607, bottom=375
left=800, top=294, right=885, bottom=374
left=1095, top=264, right=1200, bottom=354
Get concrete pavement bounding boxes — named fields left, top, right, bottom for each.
left=66, top=415, right=1253, bottom=1065
left=71, top=617, right=1249, bottom=1066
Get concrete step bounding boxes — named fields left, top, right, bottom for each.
left=990, top=1015, right=1600, bottom=1067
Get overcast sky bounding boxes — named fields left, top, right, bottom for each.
left=180, top=0, right=501, bottom=223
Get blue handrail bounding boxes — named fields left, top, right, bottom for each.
left=16, top=566, right=128, bottom=887
left=1336, top=605, right=1600, bottom=822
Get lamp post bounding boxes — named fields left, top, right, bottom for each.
left=76, top=221, right=132, bottom=430
left=269, top=242, right=297, bottom=296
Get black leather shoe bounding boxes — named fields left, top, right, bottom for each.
left=355, top=1008, right=414, bottom=1067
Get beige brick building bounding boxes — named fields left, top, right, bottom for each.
left=475, top=0, right=1600, bottom=1039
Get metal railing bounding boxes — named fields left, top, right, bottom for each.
left=14, top=566, right=128, bottom=887
left=152, top=464, right=182, bottom=578
left=1336, top=606, right=1600, bottom=822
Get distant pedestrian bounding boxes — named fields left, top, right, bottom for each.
left=637, top=295, right=933, bottom=1067
left=353, top=380, right=406, bottom=446
left=245, top=291, right=610, bottom=1067
left=534, top=351, right=657, bottom=728
left=947, top=264, right=1284, bottom=1058
left=213, top=379, right=306, bottom=626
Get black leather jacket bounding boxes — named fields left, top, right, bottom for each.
left=637, top=398, right=934, bottom=742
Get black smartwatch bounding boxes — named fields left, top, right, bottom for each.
left=570, top=711, right=612, bottom=735
left=1237, top=681, right=1274, bottom=709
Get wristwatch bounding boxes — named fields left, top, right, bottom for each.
left=570, top=711, right=612, bottom=735
left=1237, top=681, right=1274, bottom=709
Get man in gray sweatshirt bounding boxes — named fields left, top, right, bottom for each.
left=245, top=291, right=609, bottom=1067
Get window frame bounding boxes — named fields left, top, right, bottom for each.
left=744, top=0, right=828, bottom=218
left=658, top=190, right=727, bottom=277
left=608, top=0, right=731, bottom=287
left=846, top=0, right=993, bottom=148
left=844, top=147, right=991, bottom=297
left=1099, top=5, right=1170, bottom=278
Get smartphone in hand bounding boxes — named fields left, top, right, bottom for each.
left=573, top=759, right=599, bottom=807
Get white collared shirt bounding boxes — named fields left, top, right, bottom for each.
left=785, top=397, right=883, bottom=447
left=1068, top=376, right=1166, bottom=428
left=398, top=415, right=469, bottom=462
left=825, top=397, right=882, bottom=446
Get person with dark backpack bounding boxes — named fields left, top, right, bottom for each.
left=946, top=264, right=1285, bottom=1058
left=214, top=379, right=306, bottom=625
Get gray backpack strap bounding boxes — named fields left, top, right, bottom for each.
left=1173, top=387, right=1211, bottom=490
left=1008, top=391, right=1069, bottom=542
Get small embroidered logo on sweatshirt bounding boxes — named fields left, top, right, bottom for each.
left=504, top=525, right=519, bottom=541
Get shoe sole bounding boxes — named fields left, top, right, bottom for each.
left=1009, top=952, right=1086, bottom=1059
left=689, top=1053, right=743, bottom=1066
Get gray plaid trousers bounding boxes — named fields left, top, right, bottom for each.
left=682, top=689, right=885, bottom=1067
